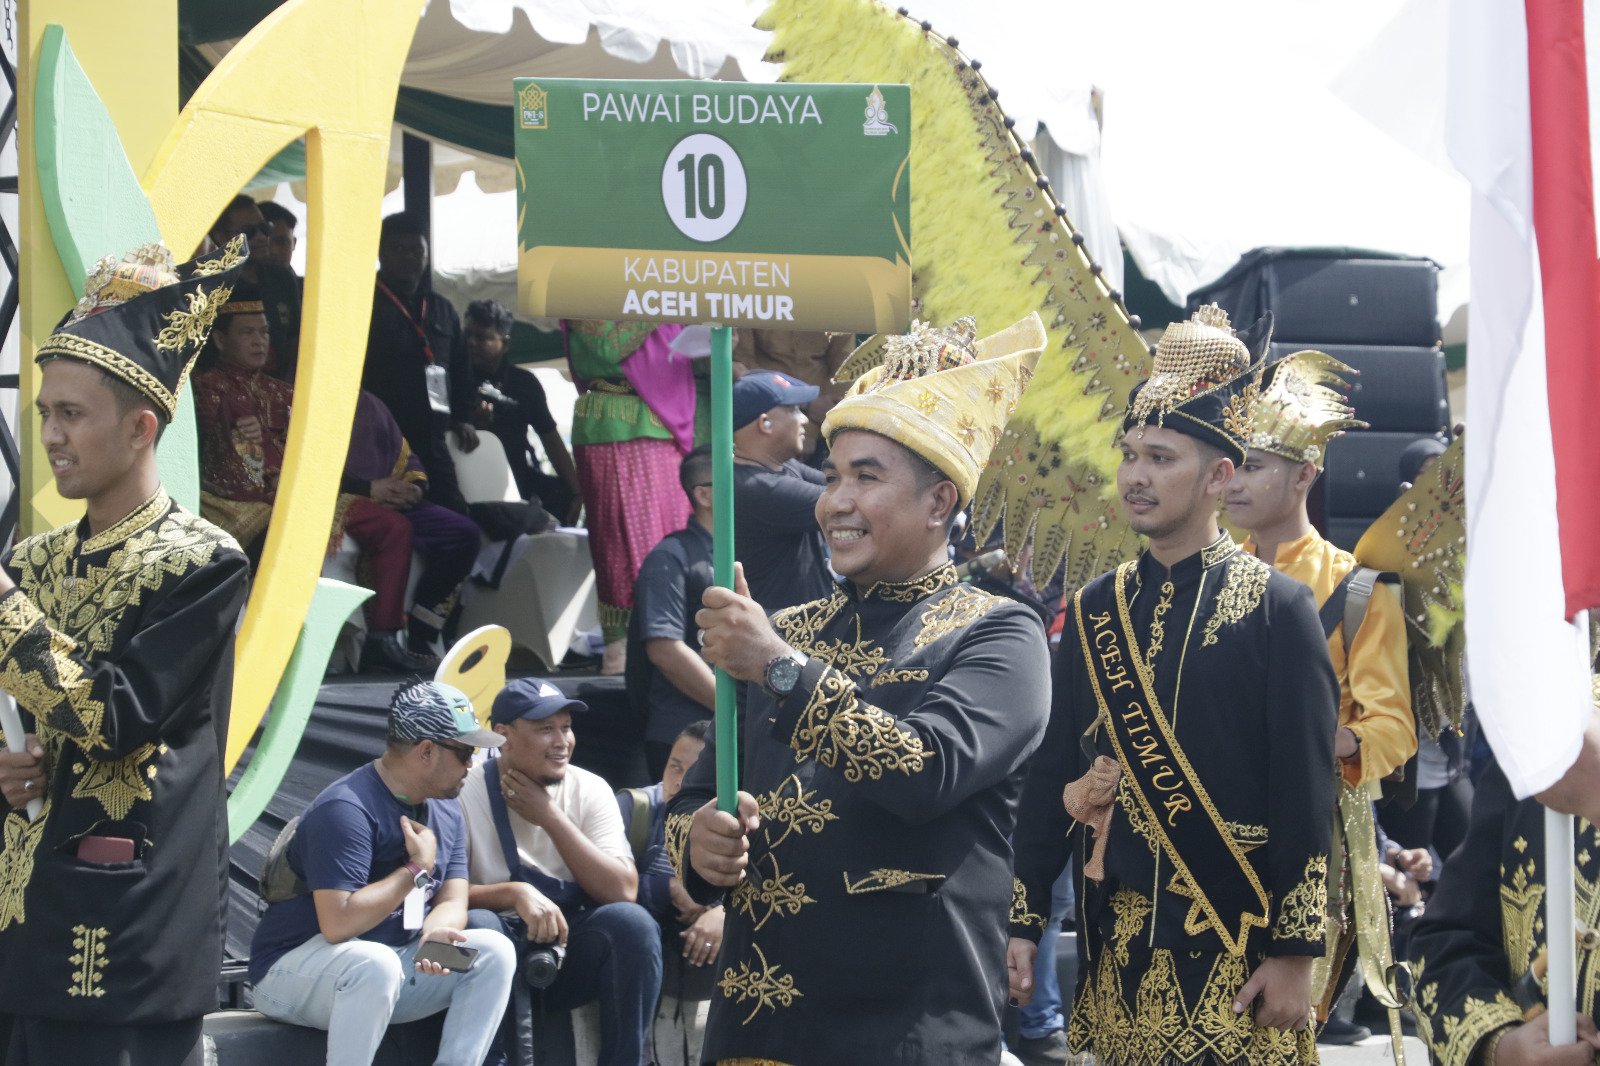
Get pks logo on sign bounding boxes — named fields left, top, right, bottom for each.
left=519, top=83, right=548, bottom=130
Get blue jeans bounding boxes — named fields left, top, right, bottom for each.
left=476, top=901, right=662, bottom=1066
left=253, top=911, right=516, bottom=1066
left=1018, top=861, right=1076, bottom=1040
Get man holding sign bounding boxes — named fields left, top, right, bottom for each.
left=668, top=314, right=1052, bottom=1065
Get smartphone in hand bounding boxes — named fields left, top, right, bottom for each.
left=415, top=940, right=478, bottom=973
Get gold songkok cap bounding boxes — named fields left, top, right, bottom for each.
left=1246, top=350, right=1367, bottom=467
left=36, top=237, right=248, bottom=420
left=823, top=312, right=1048, bottom=506
left=1122, top=303, right=1272, bottom=463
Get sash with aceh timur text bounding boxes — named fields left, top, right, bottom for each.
left=1074, top=563, right=1272, bottom=957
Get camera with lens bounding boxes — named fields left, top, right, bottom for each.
left=523, top=942, right=566, bottom=989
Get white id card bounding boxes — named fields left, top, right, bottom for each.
left=402, top=886, right=425, bottom=930
left=424, top=363, right=452, bottom=415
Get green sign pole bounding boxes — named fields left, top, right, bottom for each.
left=710, top=325, right=738, bottom=814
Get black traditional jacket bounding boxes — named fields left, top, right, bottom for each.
left=1409, top=763, right=1600, bottom=1066
left=668, top=564, right=1050, bottom=1066
left=1012, top=535, right=1339, bottom=959
left=0, top=492, right=248, bottom=1023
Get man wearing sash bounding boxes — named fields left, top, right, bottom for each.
left=669, top=314, right=1053, bottom=1066
left=1225, top=351, right=1418, bottom=1044
left=1010, top=305, right=1339, bottom=1066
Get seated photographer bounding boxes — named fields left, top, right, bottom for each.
left=461, top=679, right=662, bottom=1066
left=248, top=681, right=515, bottom=1065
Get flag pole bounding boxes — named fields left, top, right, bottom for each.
left=710, top=323, right=739, bottom=815
left=1543, top=608, right=1584, bottom=1045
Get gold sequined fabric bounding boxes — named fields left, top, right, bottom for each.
left=1127, top=304, right=1253, bottom=427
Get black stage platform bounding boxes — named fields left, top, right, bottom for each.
left=225, top=669, right=647, bottom=963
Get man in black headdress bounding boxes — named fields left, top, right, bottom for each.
left=1010, top=304, right=1340, bottom=1066
left=0, top=241, right=251, bottom=1064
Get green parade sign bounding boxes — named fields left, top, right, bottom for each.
left=514, top=77, right=911, bottom=332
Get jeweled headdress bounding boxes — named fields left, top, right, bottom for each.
left=37, top=237, right=248, bottom=420
left=1121, top=303, right=1273, bottom=463
left=1246, top=350, right=1367, bottom=467
left=824, top=312, right=1047, bottom=505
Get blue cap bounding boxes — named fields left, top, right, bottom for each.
left=388, top=680, right=503, bottom=748
left=732, top=370, right=820, bottom=430
left=490, top=677, right=587, bottom=727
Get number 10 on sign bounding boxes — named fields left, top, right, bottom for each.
left=661, top=133, right=748, bottom=243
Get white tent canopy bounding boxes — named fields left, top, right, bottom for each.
left=253, top=1, right=1467, bottom=336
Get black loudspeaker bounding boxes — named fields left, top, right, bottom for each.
left=1268, top=342, right=1449, bottom=434
left=1323, top=430, right=1445, bottom=519
left=1190, top=249, right=1440, bottom=347
left=1325, top=516, right=1374, bottom=552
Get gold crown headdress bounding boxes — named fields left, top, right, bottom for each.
left=1246, top=350, right=1367, bottom=467
left=824, top=313, right=1047, bottom=505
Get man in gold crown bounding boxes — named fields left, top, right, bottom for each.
left=1225, top=350, right=1419, bottom=1045
left=0, top=242, right=251, bottom=1063
left=665, top=314, right=1053, bottom=1065
left=1010, top=305, right=1340, bottom=1066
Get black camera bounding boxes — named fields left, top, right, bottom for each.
left=523, top=942, right=566, bottom=989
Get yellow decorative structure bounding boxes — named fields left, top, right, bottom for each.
left=763, top=0, right=1151, bottom=589
left=1245, top=350, right=1366, bottom=468
left=22, top=0, right=424, bottom=772
left=434, top=626, right=514, bottom=731
left=825, top=312, right=1048, bottom=506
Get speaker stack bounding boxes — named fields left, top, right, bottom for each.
left=1189, top=249, right=1451, bottom=549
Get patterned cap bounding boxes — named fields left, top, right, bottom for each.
left=823, top=312, right=1048, bottom=506
left=388, top=680, right=503, bottom=748
left=36, top=236, right=249, bottom=420
left=1122, top=304, right=1273, bottom=464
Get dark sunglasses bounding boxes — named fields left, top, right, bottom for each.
left=433, top=740, right=476, bottom=765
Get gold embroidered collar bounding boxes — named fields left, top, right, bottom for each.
left=80, top=489, right=171, bottom=555
left=1136, top=532, right=1238, bottom=589
left=1199, top=532, right=1238, bottom=569
left=859, top=563, right=959, bottom=604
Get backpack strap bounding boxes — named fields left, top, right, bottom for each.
left=1319, top=569, right=1361, bottom=641
left=484, top=757, right=595, bottom=912
left=619, top=787, right=655, bottom=864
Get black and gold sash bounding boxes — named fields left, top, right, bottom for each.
left=1074, top=564, right=1271, bottom=957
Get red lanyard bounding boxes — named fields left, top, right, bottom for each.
left=377, top=280, right=436, bottom=364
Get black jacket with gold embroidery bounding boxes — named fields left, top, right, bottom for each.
left=1012, top=536, right=1338, bottom=959
left=1408, top=763, right=1600, bottom=1066
left=0, top=492, right=248, bottom=1023
left=668, top=564, right=1050, bottom=1066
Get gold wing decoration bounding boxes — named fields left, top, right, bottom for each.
left=1354, top=436, right=1465, bottom=737
left=765, top=0, right=1150, bottom=590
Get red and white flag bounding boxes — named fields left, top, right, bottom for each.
left=1451, top=0, right=1600, bottom=797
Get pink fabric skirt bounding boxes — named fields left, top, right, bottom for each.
left=576, top=438, right=691, bottom=617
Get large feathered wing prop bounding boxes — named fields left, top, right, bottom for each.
left=764, top=0, right=1150, bottom=589
left=1353, top=436, right=1466, bottom=738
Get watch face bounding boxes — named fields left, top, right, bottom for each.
left=768, top=656, right=802, bottom=694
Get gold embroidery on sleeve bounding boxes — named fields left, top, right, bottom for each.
left=720, top=943, right=802, bottom=1023
left=1011, top=878, right=1044, bottom=930
left=1422, top=992, right=1522, bottom=1066
left=1200, top=554, right=1270, bottom=648
left=843, top=869, right=945, bottom=895
left=664, top=812, right=694, bottom=882
left=68, top=924, right=109, bottom=998
left=1272, top=854, right=1330, bottom=943
left=789, top=669, right=929, bottom=780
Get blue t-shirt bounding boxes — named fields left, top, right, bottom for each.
left=248, top=762, right=469, bottom=984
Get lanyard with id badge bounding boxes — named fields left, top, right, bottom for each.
left=379, top=281, right=453, bottom=416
